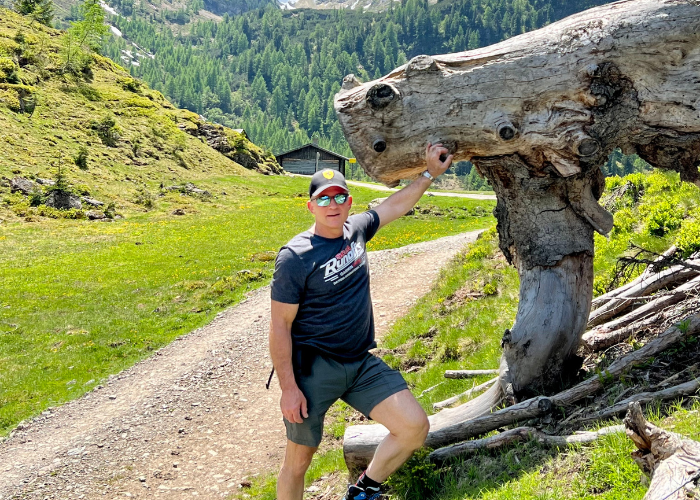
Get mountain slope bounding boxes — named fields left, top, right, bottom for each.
left=96, top=0, right=614, bottom=158
left=0, top=7, right=280, bottom=222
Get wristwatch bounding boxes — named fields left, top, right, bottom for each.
left=421, top=170, right=435, bottom=181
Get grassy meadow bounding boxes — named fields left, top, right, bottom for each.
left=0, top=172, right=496, bottom=436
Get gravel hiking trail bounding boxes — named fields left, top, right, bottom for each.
left=0, top=230, right=483, bottom=500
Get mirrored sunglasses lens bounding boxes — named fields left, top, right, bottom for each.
left=316, top=196, right=331, bottom=207
left=335, top=194, right=348, bottom=204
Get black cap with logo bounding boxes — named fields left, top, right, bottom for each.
left=308, top=169, right=349, bottom=198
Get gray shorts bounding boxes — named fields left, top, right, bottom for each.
left=284, top=352, right=408, bottom=447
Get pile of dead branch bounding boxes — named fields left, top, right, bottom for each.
left=421, top=247, right=700, bottom=496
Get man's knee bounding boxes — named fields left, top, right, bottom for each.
left=394, top=409, right=429, bottom=449
left=282, top=442, right=316, bottom=477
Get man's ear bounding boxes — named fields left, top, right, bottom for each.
left=347, top=195, right=353, bottom=209
left=307, top=200, right=314, bottom=214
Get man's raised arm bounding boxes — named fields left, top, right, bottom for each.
left=269, top=300, right=308, bottom=424
left=373, top=143, right=454, bottom=229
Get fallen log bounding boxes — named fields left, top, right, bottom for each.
left=429, top=424, right=624, bottom=463
left=579, top=380, right=700, bottom=424
left=625, top=402, right=700, bottom=500
left=425, top=396, right=552, bottom=450
left=343, top=382, right=504, bottom=475
left=587, top=275, right=700, bottom=341
left=444, top=369, right=499, bottom=379
left=554, top=315, right=700, bottom=407
left=345, top=315, right=700, bottom=472
left=591, top=246, right=678, bottom=310
left=433, top=377, right=497, bottom=410
left=588, top=263, right=699, bottom=328
left=581, top=314, right=661, bottom=353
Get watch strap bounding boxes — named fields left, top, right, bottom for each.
left=421, top=170, right=435, bottom=181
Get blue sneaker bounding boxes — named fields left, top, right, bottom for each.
left=343, top=484, right=382, bottom=500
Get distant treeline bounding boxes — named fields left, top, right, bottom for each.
left=102, top=0, right=611, bottom=164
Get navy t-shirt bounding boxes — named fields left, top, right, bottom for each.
left=270, top=211, right=381, bottom=360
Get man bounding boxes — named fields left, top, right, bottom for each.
left=269, top=143, right=453, bottom=500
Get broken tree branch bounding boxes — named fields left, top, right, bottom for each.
left=625, top=402, right=700, bottom=500
left=588, top=264, right=699, bottom=328
left=592, top=246, right=678, bottom=310
left=554, top=315, right=700, bottom=407
left=579, top=380, right=700, bottom=424
left=588, top=275, right=700, bottom=339
left=581, top=314, right=661, bottom=353
left=429, top=424, right=624, bottom=463
left=444, top=369, right=499, bottom=379
left=433, top=377, right=497, bottom=410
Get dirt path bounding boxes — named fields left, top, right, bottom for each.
left=346, top=180, right=497, bottom=200
left=0, top=230, right=483, bottom=500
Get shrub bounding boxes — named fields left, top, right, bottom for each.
left=77, top=84, right=102, bottom=101
left=386, top=448, right=441, bottom=500
left=104, top=201, right=116, bottom=218
left=483, top=280, right=498, bottom=295
left=612, top=207, right=636, bottom=235
left=0, top=57, right=20, bottom=84
left=117, top=77, right=142, bottom=93
left=134, top=184, right=154, bottom=209
left=91, top=115, right=121, bottom=147
left=74, top=146, right=89, bottom=170
left=645, top=200, right=684, bottom=236
left=676, top=217, right=700, bottom=258
left=36, top=205, right=86, bottom=219
left=28, top=189, right=42, bottom=207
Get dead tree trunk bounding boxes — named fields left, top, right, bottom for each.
left=625, top=402, right=700, bottom=500
left=336, top=0, right=700, bottom=397
left=335, top=0, right=700, bottom=469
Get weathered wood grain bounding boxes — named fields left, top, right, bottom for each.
left=625, top=402, right=700, bottom=500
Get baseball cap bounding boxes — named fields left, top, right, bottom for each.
left=309, top=169, right=349, bottom=198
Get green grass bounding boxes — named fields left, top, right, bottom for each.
left=380, top=228, right=518, bottom=412
left=0, top=171, right=495, bottom=435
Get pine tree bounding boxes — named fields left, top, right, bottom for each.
left=14, top=0, right=54, bottom=26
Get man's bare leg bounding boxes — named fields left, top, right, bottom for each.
left=365, top=389, right=429, bottom=481
left=277, top=440, right=317, bottom=500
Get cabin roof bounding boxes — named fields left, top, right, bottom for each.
left=275, top=143, right=349, bottom=161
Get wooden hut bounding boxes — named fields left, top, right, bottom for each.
left=275, top=143, right=347, bottom=176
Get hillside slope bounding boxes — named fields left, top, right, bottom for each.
left=0, top=8, right=280, bottom=222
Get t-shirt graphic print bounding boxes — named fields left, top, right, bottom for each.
left=271, top=210, right=380, bottom=360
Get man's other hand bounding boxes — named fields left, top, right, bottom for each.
left=281, top=386, right=308, bottom=424
left=426, top=142, right=454, bottom=178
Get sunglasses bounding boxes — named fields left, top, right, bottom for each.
left=313, top=193, right=349, bottom=207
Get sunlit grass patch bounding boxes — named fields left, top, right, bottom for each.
left=0, top=175, right=495, bottom=436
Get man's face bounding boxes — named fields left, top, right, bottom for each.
left=307, top=186, right=353, bottom=234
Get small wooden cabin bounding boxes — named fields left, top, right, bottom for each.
left=275, top=144, right=347, bottom=176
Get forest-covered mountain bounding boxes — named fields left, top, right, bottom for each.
left=100, top=0, right=613, bottom=160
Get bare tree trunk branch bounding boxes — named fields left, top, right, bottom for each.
left=625, top=402, right=700, bottom=500
left=588, top=264, right=700, bottom=328
left=579, top=380, right=700, bottom=424
left=429, top=424, right=624, bottom=463
left=444, top=369, right=499, bottom=379
left=433, top=377, right=497, bottom=410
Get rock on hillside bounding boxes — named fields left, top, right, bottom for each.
left=180, top=121, right=282, bottom=176
left=0, top=7, right=281, bottom=220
